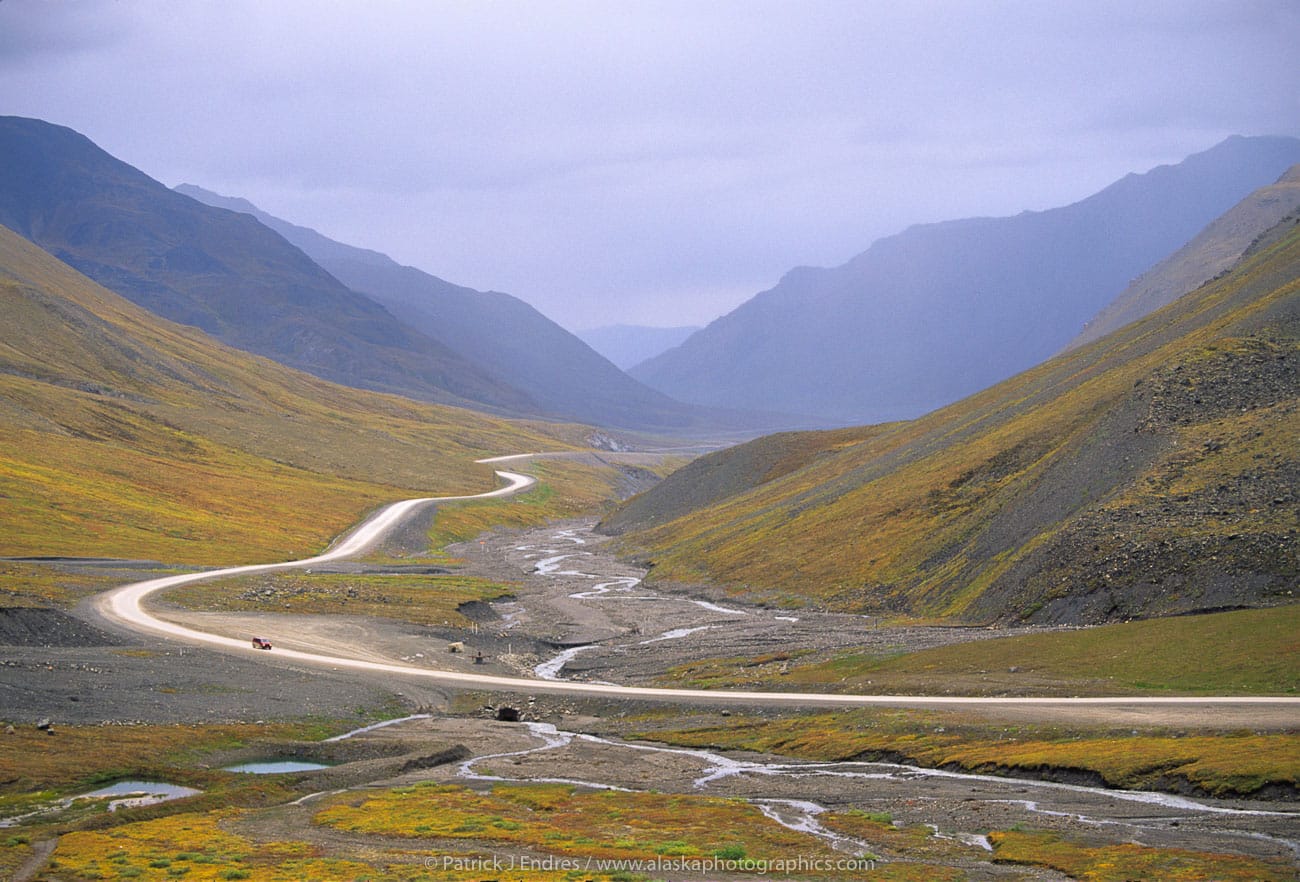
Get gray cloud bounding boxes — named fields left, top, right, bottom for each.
left=1, top=0, right=1297, bottom=328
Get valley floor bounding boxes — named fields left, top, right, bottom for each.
left=2, top=516, right=1296, bottom=880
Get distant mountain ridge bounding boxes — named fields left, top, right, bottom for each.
left=633, top=135, right=1300, bottom=425
left=575, top=324, right=702, bottom=370
left=0, top=116, right=535, bottom=415
left=176, top=185, right=764, bottom=433
left=1067, top=164, right=1300, bottom=350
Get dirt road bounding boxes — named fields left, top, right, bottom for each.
left=91, top=457, right=1300, bottom=726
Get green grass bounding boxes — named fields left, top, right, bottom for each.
left=988, top=829, right=1297, bottom=882
left=43, top=802, right=1294, bottom=882
left=0, top=721, right=342, bottom=797
left=670, top=605, right=1296, bottom=697
left=0, top=561, right=124, bottom=607
left=659, top=606, right=1300, bottom=697
left=817, top=604, right=1299, bottom=694
left=165, top=571, right=515, bottom=626
left=426, top=458, right=636, bottom=554
left=0, top=837, right=33, bottom=881
left=0, top=718, right=387, bottom=832
left=316, top=781, right=817, bottom=861
left=8, top=716, right=1289, bottom=879
left=315, top=781, right=956, bottom=879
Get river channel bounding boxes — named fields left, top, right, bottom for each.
left=433, top=523, right=1300, bottom=869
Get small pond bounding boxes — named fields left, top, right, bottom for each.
left=77, top=781, right=203, bottom=812
left=222, top=760, right=332, bottom=774
left=1, top=780, right=203, bottom=827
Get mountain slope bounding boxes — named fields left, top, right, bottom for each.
left=0, top=116, right=536, bottom=415
left=632, top=135, right=1300, bottom=425
left=602, top=215, right=1300, bottom=625
left=176, top=185, right=741, bottom=433
left=1068, top=164, right=1300, bottom=350
left=0, top=222, right=588, bottom=565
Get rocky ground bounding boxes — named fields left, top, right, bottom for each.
left=446, top=518, right=1038, bottom=685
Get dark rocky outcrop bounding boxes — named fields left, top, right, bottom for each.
left=0, top=607, right=123, bottom=647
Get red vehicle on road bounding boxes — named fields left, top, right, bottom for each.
left=251, top=637, right=273, bottom=650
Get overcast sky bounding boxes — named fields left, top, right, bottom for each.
left=2, top=1, right=1297, bottom=331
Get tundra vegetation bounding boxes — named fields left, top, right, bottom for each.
left=8, top=780, right=1295, bottom=882
left=0, top=721, right=340, bottom=824
left=165, top=572, right=516, bottom=627
left=640, top=708, right=1298, bottom=800
left=660, top=604, right=1300, bottom=696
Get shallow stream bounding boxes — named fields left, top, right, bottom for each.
left=451, top=720, right=1299, bottom=864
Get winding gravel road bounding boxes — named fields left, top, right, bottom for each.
left=95, top=457, right=1300, bottom=713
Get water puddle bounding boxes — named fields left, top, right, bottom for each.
left=458, top=722, right=632, bottom=792
left=569, top=576, right=650, bottom=600
left=690, top=600, right=747, bottom=616
left=533, top=553, right=593, bottom=576
left=222, top=760, right=332, bottom=774
left=79, top=780, right=202, bottom=811
left=2, top=780, right=202, bottom=827
left=755, top=798, right=878, bottom=855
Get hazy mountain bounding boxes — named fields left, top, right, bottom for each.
left=0, top=116, right=536, bottom=415
left=603, top=213, right=1300, bottom=625
left=1068, top=164, right=1300, bottom=350
left=632, top=135, right=1300, bottom=425
left=0, top=221, right=585, bottom=562
left=575, top=324, right=702, bottom=370
left=176, top=185, right=750, bottom=433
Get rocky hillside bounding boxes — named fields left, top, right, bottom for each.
left=602, top=217, right=1300, bottom=625
left=632, top=135, right=1300, bottom=425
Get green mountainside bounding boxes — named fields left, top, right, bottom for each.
left=0, top=222, right=586, bottom=565
left=602, top=218, right=1300, bottom=625
left=0, top=116, right=537, bottom=416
